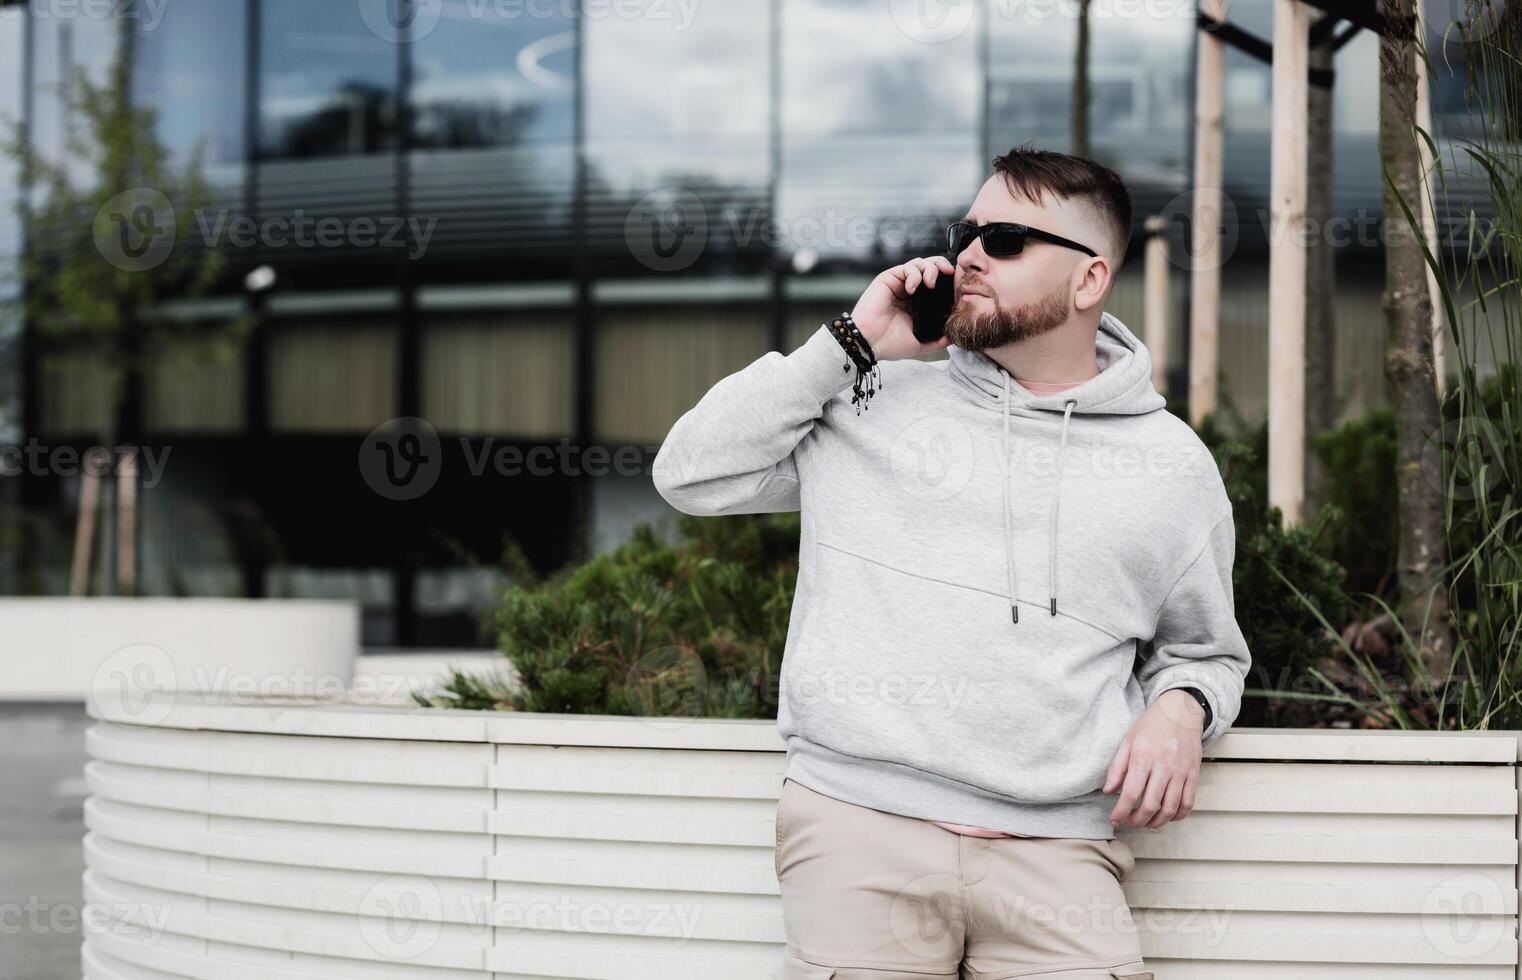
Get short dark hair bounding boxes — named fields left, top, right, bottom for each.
left=989, top=143, right=1132, bottom=270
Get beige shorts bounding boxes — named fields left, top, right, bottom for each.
left=775, top=778, right=1152, bottom=980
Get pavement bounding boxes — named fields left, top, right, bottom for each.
left=0, top=702, right=89, bottom=980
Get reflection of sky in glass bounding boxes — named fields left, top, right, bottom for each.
left=988, top=0, right=1189, bottom=145
left=134, top=0, right=247, bottom=165
left=784, top=0, right=977, bottom=134
left=587, top=0, right=767, bottom=142
left=259, top=0, right=398, bottom=156
left=781, top=0, right=980, bottom=259
left=30, top=14, right=120, bottom=182
left=411, top=0, right=574, bottom=147
left=584, top=0, right=768, bottom=198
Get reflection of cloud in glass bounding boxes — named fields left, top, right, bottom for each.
left=412, top=69, right=544, bottom=105
left=782, top=0, right=977, bottom=135
left=586, top=0, right=767, bottom=140
left=262, top=93, right=343, bottom=120
left=518, top=32, right=575, bottom=91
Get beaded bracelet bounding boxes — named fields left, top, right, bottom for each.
left=824, top=312, right=880, bottom=414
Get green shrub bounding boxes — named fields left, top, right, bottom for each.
left=417, top=513, right=799, bottom=718
left=1311, top=410, right=1399, bottom=600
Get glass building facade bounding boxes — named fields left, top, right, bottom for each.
left=0, top=0, right=1490, bottom=645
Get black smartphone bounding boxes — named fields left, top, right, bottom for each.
left=911, top=257, right=957, bottom=344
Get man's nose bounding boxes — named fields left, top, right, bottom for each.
left=956, top=241, right=987, bottom=277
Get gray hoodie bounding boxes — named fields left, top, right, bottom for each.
left=652, top=310, right=1251, bottom=839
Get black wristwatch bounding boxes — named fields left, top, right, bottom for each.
left=1176, top=687, right=1212, bottom=731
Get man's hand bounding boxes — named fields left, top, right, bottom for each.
left=1103, top=689, right=1206, bottom=830
left=850, top=255, right=956, bottom=362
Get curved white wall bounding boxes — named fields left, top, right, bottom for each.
left=81, top=697, right=1522, bottom=979
left=1, top=598, right=358, bottom=701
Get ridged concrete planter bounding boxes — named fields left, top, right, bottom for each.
left=1, top=598, right=359, bottom=701
left=81, top=694, right=1521, bottom=979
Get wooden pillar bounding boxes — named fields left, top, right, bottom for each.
left=1144, top=215, right=1171, bottom=397
left=1189, top=0, right=1227, bottom=427
left=1268, top=0, right=1309, bottom=525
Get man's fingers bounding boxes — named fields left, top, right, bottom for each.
left=1177, top=770, right=1197, bottom=820
left=1110, top=751, right=1151, bottom=826
left=1128, top=765, right=1165, bottom=827
left=1103, top=737, right=1131, bottom=795
left=1147, top=771, right=1185, bottom=828
left=878, top=265, right=909, bottom=300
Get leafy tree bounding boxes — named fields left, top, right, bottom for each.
left=2, top=30, right=250, bottom=594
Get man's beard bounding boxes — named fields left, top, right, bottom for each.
left=944, top=282, right=1070, bottom=351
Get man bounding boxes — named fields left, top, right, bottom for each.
left=652, top=146, right=1251, bottom=980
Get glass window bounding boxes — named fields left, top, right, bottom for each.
left=988, top=1, right=1189, bottom=159
left=406, top=1, right=577, bottom=260
left=145, top=335, right=247, bottom=434
left=409, top=1, right=573, bottom=148
left=134, top=0, right=248, bottom=165
left=267, top=319, right=398, bottom=432
left=781, top=0, right=979, bottom=263
left=593, top=304, right=769, bottom=445
left=29, top=12, right=121, bottom=184
left=37, top=348, right=115, bottom=438
left=584, top=0, right=772, bottom=270
left=422, top=312, right=576, bottom=438
left=259, top=0, right=399, bottom=159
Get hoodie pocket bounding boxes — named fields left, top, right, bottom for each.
left=789, top=540, right=1138, bottom=805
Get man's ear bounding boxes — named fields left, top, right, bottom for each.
left=1073, top=255, right=1113, bottom=314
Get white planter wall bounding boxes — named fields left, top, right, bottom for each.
left=0, top=598, right=358, bottom=701
left=81, top=696, right=1522, bottom=979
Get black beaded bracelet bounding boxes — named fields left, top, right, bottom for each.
left=825, top=312, right=880, bottom=413
left=825, top=319, right=873, bottom=410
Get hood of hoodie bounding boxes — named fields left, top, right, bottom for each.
left=944, top=309, right=1167, bottom=625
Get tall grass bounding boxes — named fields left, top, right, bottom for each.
left=1308, top=1, right=1521, bottom=729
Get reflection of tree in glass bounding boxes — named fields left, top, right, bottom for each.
left=277, top=81, right=399, bottom=158
left=411, top=99, right=540, bottom=150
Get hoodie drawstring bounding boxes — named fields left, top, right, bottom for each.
left=1001, top=368, right=1077, bottom=626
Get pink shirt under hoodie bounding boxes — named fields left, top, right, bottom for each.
left=926, top=364, right=1091, bottom=839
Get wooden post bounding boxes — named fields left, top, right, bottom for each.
left=1268, top=0, right=1309, bottom=525
left=117, top=448, right=138, bottom=596
left=70, top=468, right=101, bottom=597
left=1413, top=0, right=1447, bottom=398
left=1189, top=0, right=1227, bottom=427
left=1144, top=215, right=1171, bottom=397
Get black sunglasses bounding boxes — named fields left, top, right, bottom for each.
left=946, top=221, right=1097, bottom=259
